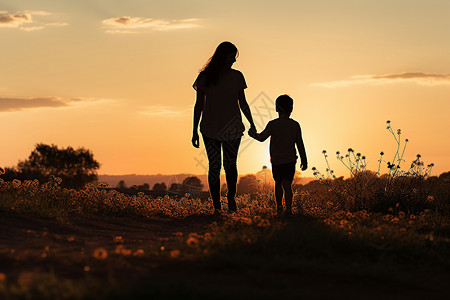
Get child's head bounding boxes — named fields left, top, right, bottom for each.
left=275, top=94, right=293, bottom=115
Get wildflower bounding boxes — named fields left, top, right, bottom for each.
left=362, top=156, right=366, bottom=160
left=12, top=179, right=21, bottom=188
left=397, top=129, right=401, bottom=135
left=380, top=151, right=384, bottom=155
left=17, top=272, right=35, bottom=285
left=336, top=151, right=340, bottom=155
left=204, top=233, right=212, bottom=241
left=386, top=120, right=391, bottom=124
left=97, top=182, right=109, bottom=188
left=0, top=167, right=4, bottom=175
left=348, top=148, right=354, bottom=153
left=186, top=236, right=199, bottom=247
left=416, top=154, right=421, bottom=158
left=115, top=245, right=132, bottom=255
left=93, top=248, right=108, bottom=259
left=322, top=150, right=327, bottom=154
left=405, top=139, right=409, bottom=142
left=311, top=167, right=316, bottom=171
left=170, top=249, right=181, bottom=258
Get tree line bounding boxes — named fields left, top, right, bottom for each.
left=1, top=143, right=295, bottom=194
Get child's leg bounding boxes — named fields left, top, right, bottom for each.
left=274, top=180, right=283, bottom=212
left=281, top=179, right=293, bottom=212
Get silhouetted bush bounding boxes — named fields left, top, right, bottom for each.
left=1, top=143, right=99, bottom=189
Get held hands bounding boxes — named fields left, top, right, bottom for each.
left=192, top=131, right=200, bottom=148
left=300, top=163, right=308, bottom=171
left=248, top=124, right=257, bottom=139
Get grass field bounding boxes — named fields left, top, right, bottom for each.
left=0, top=174, right=449, bottom=299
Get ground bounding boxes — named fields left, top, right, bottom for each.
left=1, top=211, right=449, bottom=299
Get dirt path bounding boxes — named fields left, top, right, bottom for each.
left=1, top=211, right=449, bottom=299
left=0, top=212, right=217, bottom=280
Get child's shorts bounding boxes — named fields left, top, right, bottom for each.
left=272, top=161, right=296, bottom=182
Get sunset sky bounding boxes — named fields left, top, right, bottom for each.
left=1, top=0, right=449, bottom=179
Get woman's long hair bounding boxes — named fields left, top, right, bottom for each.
left=200, top=41, right=238, bottom=86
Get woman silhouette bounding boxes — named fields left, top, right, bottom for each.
left=192, top=41, right=256, bottom=213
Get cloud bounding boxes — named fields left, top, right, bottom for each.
left=0, top=10, right=67, bottom=31
left=24, top=10, right=52, bottom=16
left=0, top=13, right=32, bottom=27
left=46, top=22, right=69, bottom=27
left=20, top=26, right=45, bottom=32
left=102, top=16, right=200, bottom=33
left=0, top=97, right=93, bottom=112
left=140, top=105, right=190, bottom=117
left=312, top=72, right=450, bottom=88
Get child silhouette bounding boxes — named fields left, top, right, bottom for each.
left=249, top=95, right=307, bottom=215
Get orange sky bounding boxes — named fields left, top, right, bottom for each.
left=1, top=0, right=449, bottom=178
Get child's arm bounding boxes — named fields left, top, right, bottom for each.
left=295, top=124, right=308, bottom=171
left=248, top=122, right=271, bottom=142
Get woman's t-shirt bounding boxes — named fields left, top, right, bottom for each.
left=193, top=69, right=247, bottom=141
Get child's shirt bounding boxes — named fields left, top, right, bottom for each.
left=257, top=117, right=304, bottom=165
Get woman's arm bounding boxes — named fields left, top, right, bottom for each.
left=238, top=89, right=256, bottom=132
left=192, top=89, right=205, bottom=148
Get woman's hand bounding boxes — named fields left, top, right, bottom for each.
left=192, top=131, right=200, bottom=148
left=300, top=162, right=308, bottom=171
